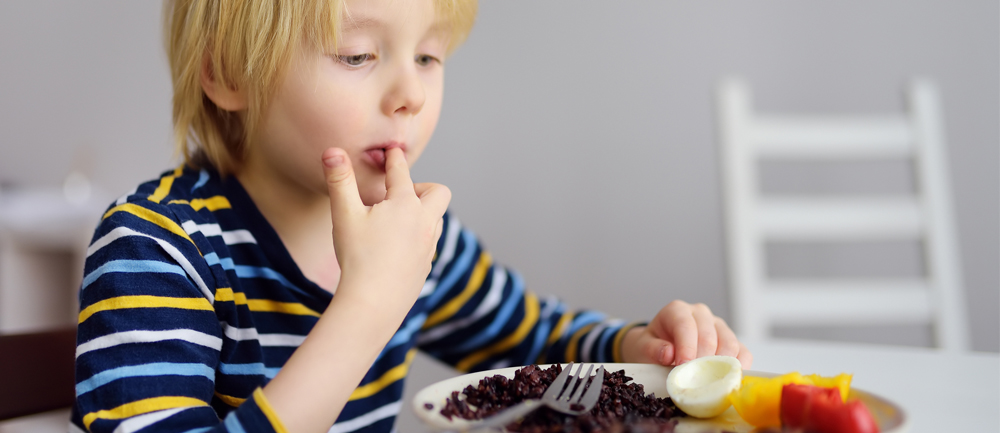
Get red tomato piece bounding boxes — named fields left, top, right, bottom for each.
left=780, top=384, right=880, bottom=433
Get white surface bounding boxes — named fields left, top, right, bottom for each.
left=745, top=338, right=1000, bottom=432
left=717, top=78, right=970, bottom=350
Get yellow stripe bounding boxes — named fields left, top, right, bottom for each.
left=168, top=196, right=232, bottom=212
left=564, top=323, right=597, bottom=362
left=83, top=396, right=207, bottom=429
left=536, top=312, right=573, bottom=364
left=456, top=293, right=540, bottom=372
left=102, top=203, right=195, bottom=246
left=423, top=252, right=492, bottom=329
left=79, top=295, right=214, bottom=324
left=246, top=299, right=320, bottom=317
left=214, top=288, right=248, bottom=305
left=612, top=322, right=644, bottom=363
left=349, top=349, right=417, bottom=401
left=253, top=388, right=289, bottom=433
left=214, top=391, right=246, bottom=407
left=148, top=167, right=184, bottom=203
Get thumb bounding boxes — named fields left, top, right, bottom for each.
left=636, top=333, right=676, bottom=366
left=322, top=148, right=365, bottom=218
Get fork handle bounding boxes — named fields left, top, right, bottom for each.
left=465, top=399, right=544, bottom=431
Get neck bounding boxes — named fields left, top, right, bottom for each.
left=235, top=156, right=340, bottom=292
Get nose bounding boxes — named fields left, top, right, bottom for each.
left=381, top=61, right=426, bottom=116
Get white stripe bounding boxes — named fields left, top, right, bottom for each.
left=115, top=187, right=137, bottom=206
left=87, top=226, right=214, bottom=302
left=327, top=401, right=402, bottom=433
left=417, top=268, right=507, bottom=344
left=220, top=230, right=256, bottom=245
left=429, top=216, right=461, bottom=279
left=76, top=329, right=223, bottom=358
left=258, top=333, right=306, bottom=347
left=113, top=407, right=189, bottom=433
left=182, top=221, right=257, bottom=245
left=418, top=279, right=437, bottom=299
left=580, top=320, right=623, bottom=363
left=222, top=323, right=260, bottom=341
left=69, top=422, right=87, bottom=433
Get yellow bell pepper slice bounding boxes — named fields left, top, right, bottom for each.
left=728, top=372, right=852, bottom=427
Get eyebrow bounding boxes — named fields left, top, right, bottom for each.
left=342, top=15, right=384, bottom=31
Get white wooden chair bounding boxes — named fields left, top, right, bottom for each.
left=716, top=77, right=970, bottom=351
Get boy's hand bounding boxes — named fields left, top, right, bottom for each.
left=322, top=147, right=450, bottom=316
left=621, top=300, right=753, bottom=370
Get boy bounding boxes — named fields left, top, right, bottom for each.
left=72, top=0, right=751, bottom=432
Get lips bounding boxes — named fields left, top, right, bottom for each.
left=363, top=141, right=406, bottom=171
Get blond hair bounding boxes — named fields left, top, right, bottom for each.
left=164, top=0, right=477, bottom=175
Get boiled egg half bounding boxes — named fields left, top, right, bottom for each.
left=665, top=355, right=743, bottom=418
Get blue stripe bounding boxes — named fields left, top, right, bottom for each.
left=223, top=412, right=248, bottom=433
left=219, top=362, right=281, bottom=378
left=203, top=253, right=235, bottom=270
left=375, top=313, right=427, bottom=362
left=526, top=301, right=561, bottom=364
left=82, top=260, right=187, bottom=290
left=76, top=362, right=214, bottom=396
left=191, top=169, right=209, bottom=191
left=426, top=229, right=478, bottom=310
left=234, top=265, right=309, bottom=297
left=219, top=362, right=267, bottom=376
left=449, top=272, right=525, bottom=353
left=596, top=323, right=621, bottom=363
left=180, top=428, right=212, bottom=433
left=565, top=311, right=607, bottom=338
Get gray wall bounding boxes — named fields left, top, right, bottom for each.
left=1, top=0, right=996, bottom=348
left=0, top=1, right=995, bottom=432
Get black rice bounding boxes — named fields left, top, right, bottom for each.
left=439, top=364, right=687, bottom=432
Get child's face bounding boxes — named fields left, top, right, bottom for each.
left=249, top=0, right=447, bottom=206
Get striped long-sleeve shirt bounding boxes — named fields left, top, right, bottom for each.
left=71, top=166, right=641, bottom=433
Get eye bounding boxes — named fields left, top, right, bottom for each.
left=415, top=54, right=440, bottom=66
left=337, top=53, right=372, bottom=67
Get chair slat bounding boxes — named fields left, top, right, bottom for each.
left=762, top=281, right=932, bottom=325
left=758, top=197, right=923, bottom=240
left=751, top=115, right=914, bottom=159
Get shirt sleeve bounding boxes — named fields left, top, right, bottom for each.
left=72, top=200, right=288, bottom=433
left=416, top=212, right=643, bottom=372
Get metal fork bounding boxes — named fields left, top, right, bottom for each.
left=465, top=363, right=606, bottom=431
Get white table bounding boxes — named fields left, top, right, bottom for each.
left=745, top=338, right=999, bottom=433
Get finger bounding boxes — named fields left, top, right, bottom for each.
left=691, top=303, right=719, bottom=359
left=384, top=147, right=414, bottom=199
left=661, top=301, right=698, bottom=365
left=322, top=148, right=365, bottom=218
left=433, top=217, right=445, bottom=245
left=736, top=342, right=753, bottom=370
left=418, top=183, right=451, bottom=218
left=636, top=332, right=674, bottom=366
left=713, top=317, right=741, bottom=358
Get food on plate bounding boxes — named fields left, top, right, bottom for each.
left=780, top=384, right=879, bottom=433
left=728, top=372, right=853, bottom=427
left=664, top=355, right=742, bottom=418
left=440, top=364, right=686, bottom=432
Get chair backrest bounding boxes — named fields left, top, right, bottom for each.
left=716, top=78, right=970, bottom=351
left=0, top=327, right=77, bottom=421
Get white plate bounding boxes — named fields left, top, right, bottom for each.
left=412, top=363, right=908, bottom=432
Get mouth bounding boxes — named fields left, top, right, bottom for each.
left=363, top=141, right=406, bottom=171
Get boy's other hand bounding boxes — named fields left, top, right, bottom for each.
left=621, top=300, right=753, bottom=370
left=322, top=147, right=450, bottom=316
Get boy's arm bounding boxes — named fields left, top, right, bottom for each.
left=416, top=215, right=641, bottom=371
left=76, top=201, right=285, bottom=433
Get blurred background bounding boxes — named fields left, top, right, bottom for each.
left=0, top=1, right=996, bottom=432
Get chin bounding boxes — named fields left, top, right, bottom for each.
left=360, top=188, right=388, bottom=207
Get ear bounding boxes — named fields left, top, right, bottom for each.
left=200, top=51, right=247, bottom=111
